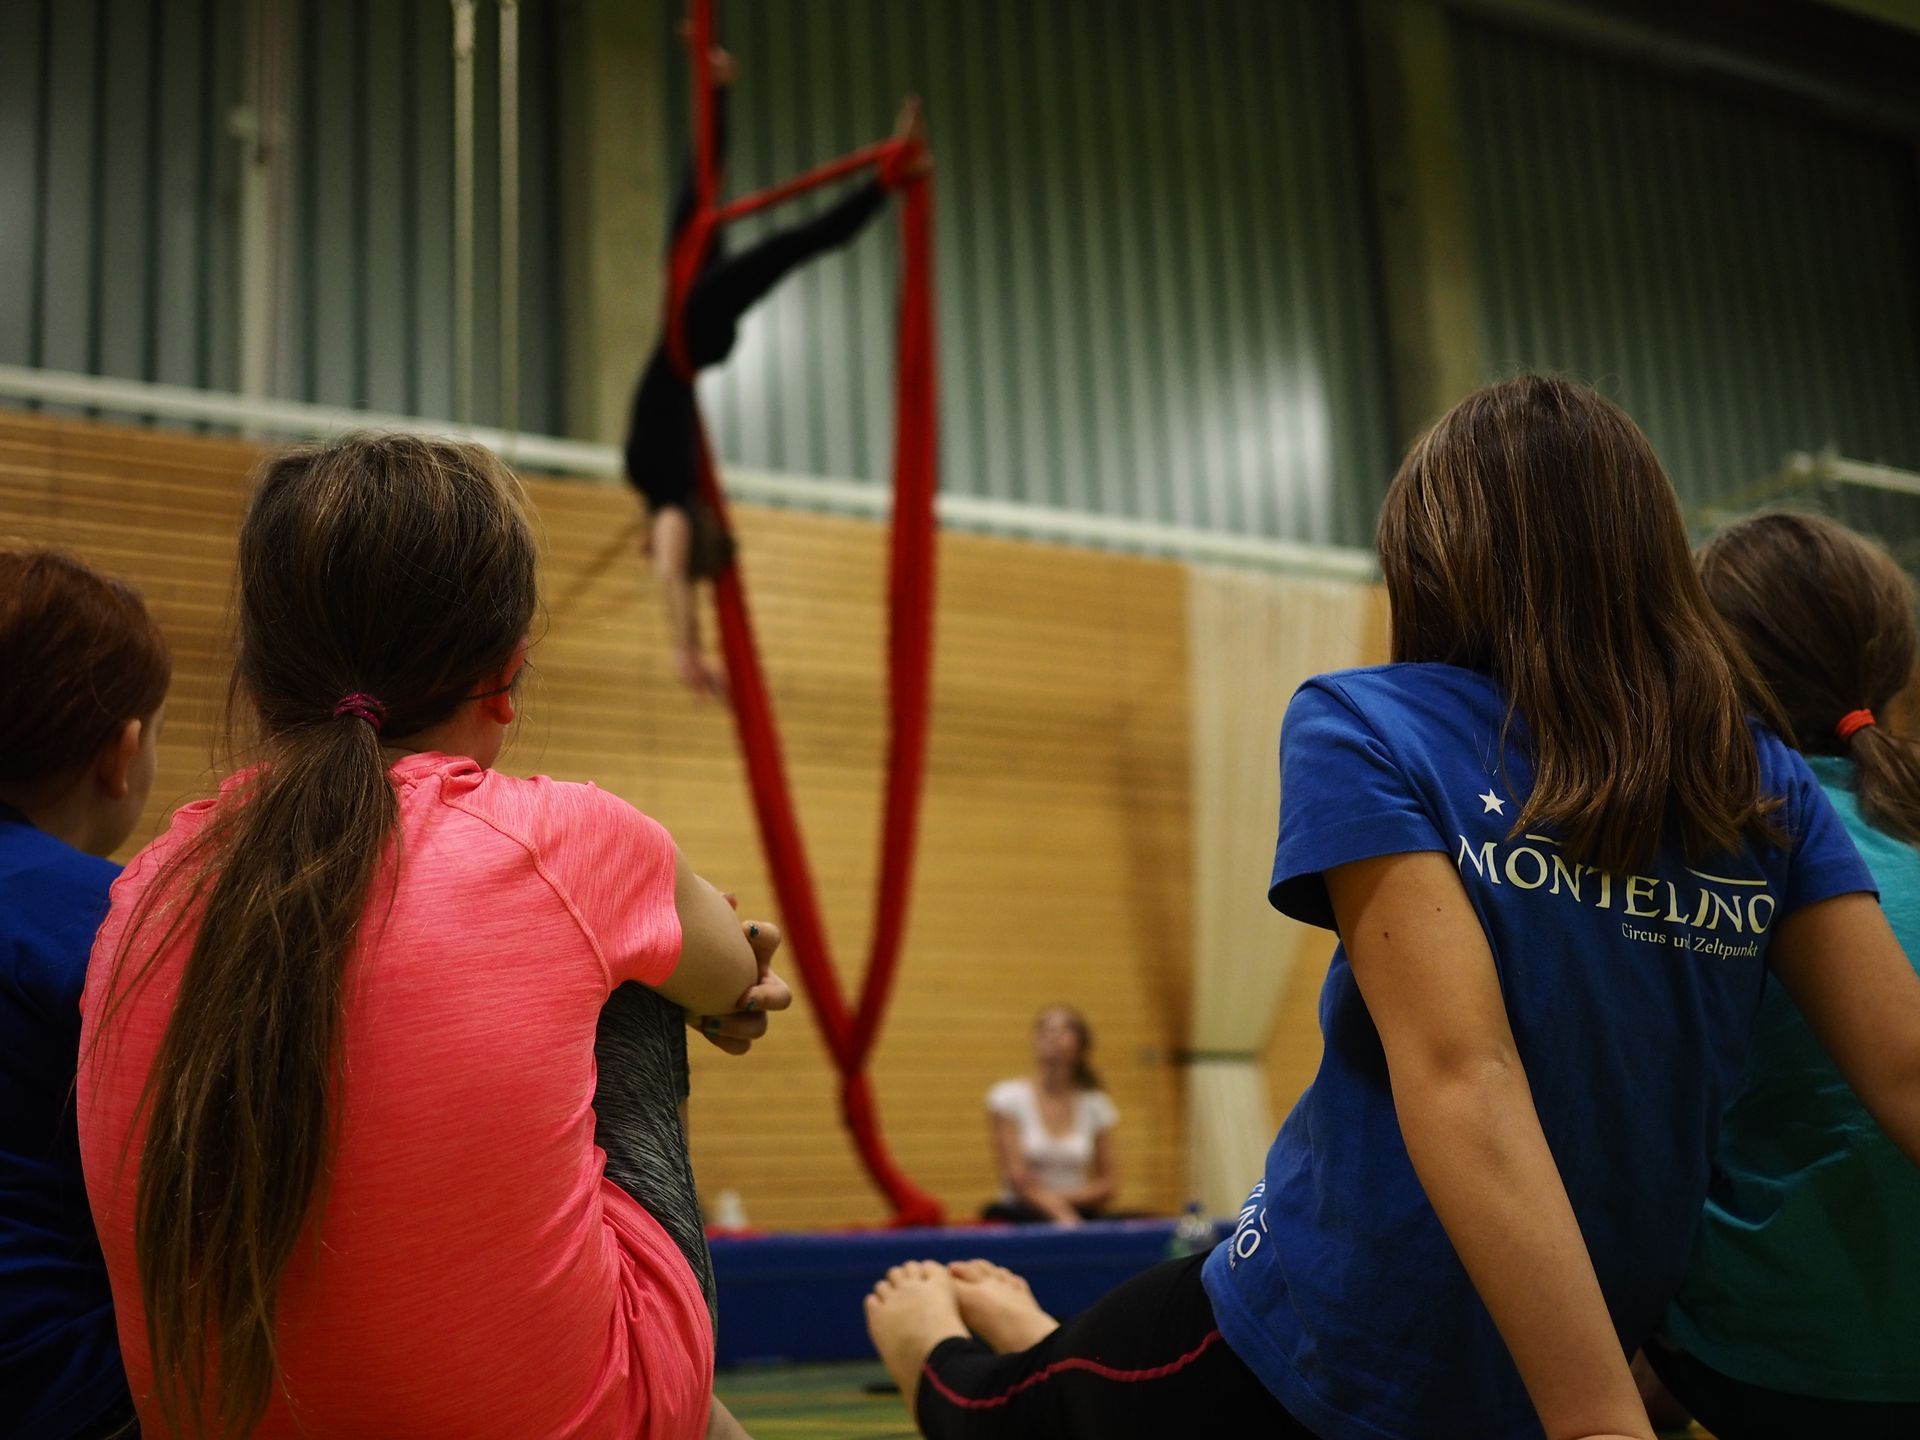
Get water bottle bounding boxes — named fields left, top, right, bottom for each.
left=1166, top=1199, right=1214, bottom=1258
left=711, top=1188, right=750, bottom=1231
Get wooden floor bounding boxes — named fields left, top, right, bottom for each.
left=711, top=1363, right=1724, bottom=1438
left=715, top=1362, right=913, bottom=1438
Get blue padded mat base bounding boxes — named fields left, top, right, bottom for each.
left=712, top=1218, right=1227, bottom=1367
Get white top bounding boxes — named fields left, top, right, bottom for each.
left=987, top=1077, right=1119, bottom=1198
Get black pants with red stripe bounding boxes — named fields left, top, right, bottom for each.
left=915, top=1254, right=1313, bottom=1439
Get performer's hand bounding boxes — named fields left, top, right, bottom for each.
left=677, top=646, right=731, bottom=701
left=675, top=20, right=737, bottom=86
left=691, top=919, right=788, bottom=1055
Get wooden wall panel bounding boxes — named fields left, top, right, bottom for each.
left=1257, top=586, right=1391, bottom=1125
left=0, top=413, right=1191, bottom=1228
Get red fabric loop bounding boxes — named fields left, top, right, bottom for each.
left=673, top=0, right=943, bottom=1225
left=1837, top=708, right=1876, bottom=741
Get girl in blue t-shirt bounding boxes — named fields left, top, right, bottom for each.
left=1636, top=512, right=1920, bottom=1439
left=864, top=375, right=1920, bottom=1440
left=0, top=547, right=169, bottom=1440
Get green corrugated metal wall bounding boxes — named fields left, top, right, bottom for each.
left=7, top=1, right=1919, bottom=551
left=0, top=0, right=246, bottom=396
left=665, top=0, right=1399, bottom=548
left=0, top=0, right=566, bottom=433
left=1453, top=16, right=1920, bottom=545
left=282, top=0, right=563, bottom=427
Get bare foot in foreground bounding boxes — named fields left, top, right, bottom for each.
left=947, top=1259, right=1059, bottom=1353
left=865, top=1261, right=970, bottom=1419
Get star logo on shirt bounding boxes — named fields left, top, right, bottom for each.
left=1479, top=789, right=1506, bottom=815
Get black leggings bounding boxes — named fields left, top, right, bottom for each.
left=623, top=85, right=889, bottom=512
left=592, top=982, right=716, bottom=1329
left=915, top=1255, right=1309, bottom=1440
left=1644, top=1338, right=1920, bottom=1440
left=679, top=181, right=888, bottom=370
left=667, top=89, right=888, bottom=370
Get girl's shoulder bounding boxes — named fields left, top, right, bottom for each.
left=1080, top=1089, right=1119, bottom=1131
left=109, top=789, right=222, bottom=910
left=1293, top=663, right=1501, bottom=717
left=1744, top=725, right=1850, bottom=831
left=398, top=757, right=663, bottom=849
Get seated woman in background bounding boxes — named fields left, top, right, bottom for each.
left=982, top=1005, right=1118, bottom=1225
left=0, top=548, right=168, bottom=1440
left=1636, top=512, right=1920, bottom=1439
left=77, top=435, right=787, bottom=1440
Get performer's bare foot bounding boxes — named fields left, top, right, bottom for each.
left=865, top=1261, right=969, bottom=1420
left=887, top=95, right=933, bottom=183
left=675, top=20, right=737, bottom=86
left=948, top=1260, right=1059, bottom=1353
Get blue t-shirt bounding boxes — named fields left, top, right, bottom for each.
left=1663, top=755, right=1920, bottom=1400
left=1201, top=665, right=1874, bottom=1440
left=0, top=807, right=130, bottom=1439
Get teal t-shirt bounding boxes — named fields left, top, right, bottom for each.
left=1663, top=755, right=1920, bottom=1400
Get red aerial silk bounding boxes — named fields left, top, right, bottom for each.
left=665, top=0, right=942, bottom=1225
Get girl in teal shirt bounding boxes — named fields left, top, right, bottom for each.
left=1648, top=512, right=1920, bottom=1438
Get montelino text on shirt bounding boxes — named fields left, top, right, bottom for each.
left=1456, top=831, right=1775, bottom=959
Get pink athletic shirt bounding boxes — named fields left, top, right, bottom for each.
left=77, top=752, right=713, bottom=1439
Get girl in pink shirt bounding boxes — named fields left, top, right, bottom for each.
left=78, top=434, right=783, bottom=1440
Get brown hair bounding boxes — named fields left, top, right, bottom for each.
left=1038, top=1004, right=1102, bottom=1093
left=0, top=548, right=170, bottom=804
left=1699, top=512, right=1920, bottom=843
left=112, top=434, right=538, bottom=1439
left=1377, top=374, right=1784, bottom=872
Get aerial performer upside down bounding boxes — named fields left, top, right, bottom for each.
left=633, top=1, right=944, bottom=1227
left=624, top=36, right=931, bottom=697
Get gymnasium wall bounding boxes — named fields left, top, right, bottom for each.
left=663, top=0, right=1400, bottom=550
left=8, top=0, right=1920, bottom=549
left=1, top=413, right=1382, bottom=1228
left=0, top=0, right=566, bottom=432
left=1453, top=14, right=1920, bottom=548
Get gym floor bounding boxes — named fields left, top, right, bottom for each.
left=713, top=1364, right=1717, bottom=1438
left=716, top=1362, right=911, bottom=1438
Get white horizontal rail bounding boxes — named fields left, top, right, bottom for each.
left=1781, top=449, right=1920, bottom=500
left=0, top=365, right=613, bottom=475
left=0, top=366, right=1380, bottom=581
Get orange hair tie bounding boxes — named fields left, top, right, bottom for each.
left=1836, top=709, right=1876, bottom=741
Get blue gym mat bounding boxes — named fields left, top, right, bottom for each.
left=712, top=1217, right=1226, bottom=1367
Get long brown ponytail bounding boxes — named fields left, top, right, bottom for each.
left=1699, top=511, right=1920, bottom=844
left=116, top=434, right=537, bottom=1438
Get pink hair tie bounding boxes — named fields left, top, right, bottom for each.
left=1836, top=708, right=1875, bottom=741
left=332, top=693, right=388, bottom=734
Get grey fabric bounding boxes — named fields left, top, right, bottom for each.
left=593, top=981, right=717, bottom=1329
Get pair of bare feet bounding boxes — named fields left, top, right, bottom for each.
left=865, top=1260, right=1059, bottom=1419
left=680, top=22, right=931, bottom=178
left=681, top=21, right=931, bottom=185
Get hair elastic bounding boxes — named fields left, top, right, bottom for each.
left=332, top=693, right=388, bottom=734
left=1836, top=708, right=1876, bottom=742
